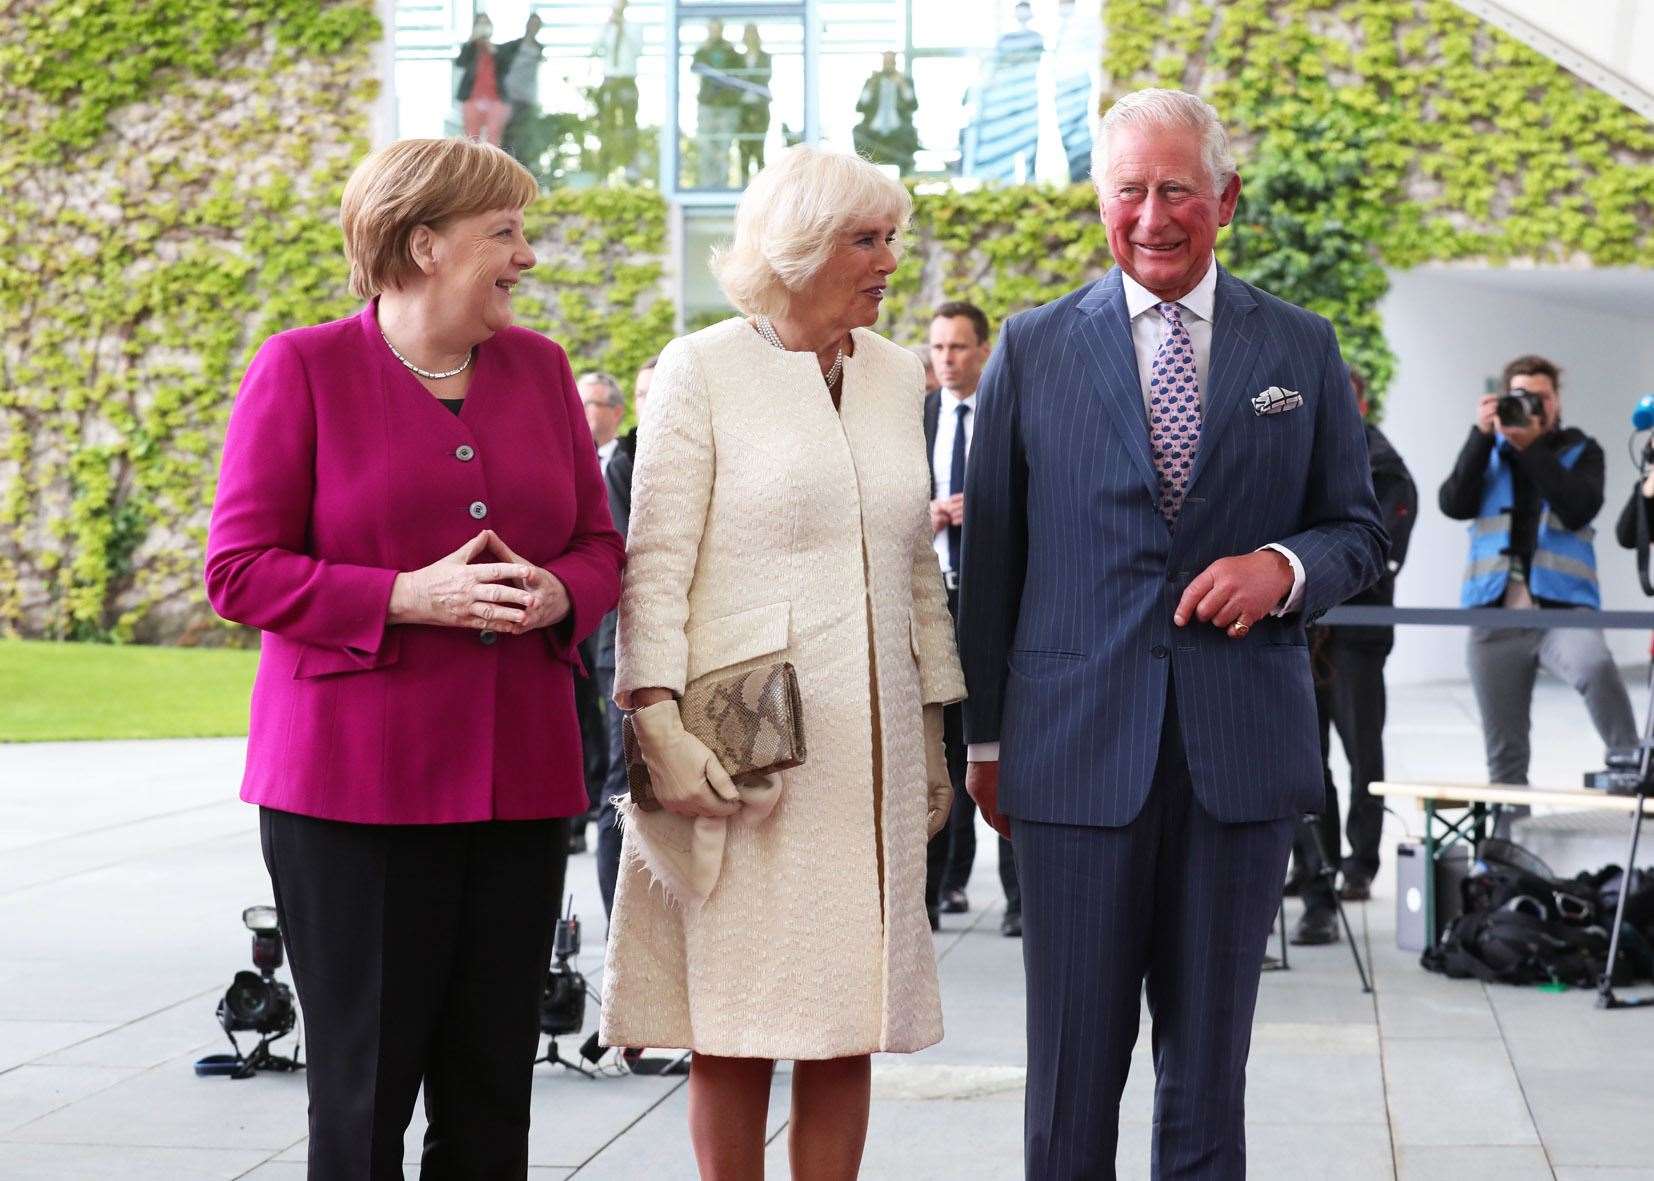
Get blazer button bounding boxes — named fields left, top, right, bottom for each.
left=479, top=630, right=498, bottom=645
left=469, top=500, right=488, bottom=519
left=455, top=444, right=475, bottom=462
left=1151, top=644, right=1169, bottom=659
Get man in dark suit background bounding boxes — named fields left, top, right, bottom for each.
left=1290, top=369, right=1417, bottom=945
left=923, top=301, right=1022, bottom=936
left=958, top=88, right=1385, bottom=1177
left=596, top=357, right=654, bottom=918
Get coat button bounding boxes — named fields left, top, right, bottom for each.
left=455, top=445, right=475, bottom=461
left=469, top=500, right=488, bottom=519
left=1151, top=644, right=1169, bottom=659
left=480, top=630, right=498, bottom=645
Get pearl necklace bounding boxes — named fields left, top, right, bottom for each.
left=380, top=328, right=473, bottom=380
left=755, top=317, right=844, bottom=388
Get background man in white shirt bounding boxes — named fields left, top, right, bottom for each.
left=922, top=301, right=1022, bottom=936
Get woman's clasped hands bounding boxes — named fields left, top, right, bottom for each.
left=388, top=529, right=570, bottom=634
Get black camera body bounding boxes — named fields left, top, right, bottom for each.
left=196, top=905, right=303, bottom=1079
left=1496, top=391, right=1544, bottom=428
left=539, top=911, right=588, bottom=1038
left=218, top=917, right=297, bottom=1037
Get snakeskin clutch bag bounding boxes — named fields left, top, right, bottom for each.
left=622, top=661, right=807, bottom=812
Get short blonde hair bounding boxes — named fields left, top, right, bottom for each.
left=712, top=145, right=912, bottom=317
left=1091, top=88, right=1236, bottom=193
left=340, top=138, right=538, bottom=299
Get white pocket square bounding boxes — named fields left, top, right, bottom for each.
left=1251, top=387, right=1304, bottom=416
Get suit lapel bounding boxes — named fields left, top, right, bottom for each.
left=1071, top=271, right=1160, bottom=504
left=1185, top=267, right=1261, bottom=497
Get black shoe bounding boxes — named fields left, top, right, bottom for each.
left=1291, top=906, right=1339, bottom=946
left=1339, top=868, right=1372, bottom=903
left=941, top=888, right=969, bottom=914
left=927, top=907, right=940, bottom=932
left=567, top=825, right=589, bottom=854
left=1282, top=869, right=1312, bottom=898
left=1000, top=910, right=1022, bottom=938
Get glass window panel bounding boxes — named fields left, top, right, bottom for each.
left=677, top=16, right=804, bottom=193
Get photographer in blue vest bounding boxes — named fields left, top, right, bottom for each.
left=1439, top=355, right=1637, bottom=821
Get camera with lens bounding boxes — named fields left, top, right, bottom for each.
left=195, top=905, right=302, bottom=1079
left=1496, top=390, right=1545, bottom=428
left=219, top=905, right=296, bottom=1037
left=540, top=906, right=587, bottom=1038
left=535, top=898, right=611, bottom=1076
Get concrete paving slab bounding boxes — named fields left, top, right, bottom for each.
left=1384, top=1037, right=1541, bottom=1148
left=0, top=1062, right=144, bottom=1136
left=0, top=1141, right=268, bottom=1180
left=1519, top=1067, right=1654, bottom=1170
left=8, top=1051, right=310, bottom=1150
left=1395, top=1144, right=1555, bottom=1180
left=0, top=1021, right=114, bottom=1072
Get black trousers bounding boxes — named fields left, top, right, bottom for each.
left=597, top=684, right=629, bottom=921
left=574, top=639, right=609, bottom=819
left=1017, top=696, right=1294, bottom=1179
left=1295, top=634, right=1389, bottom=906
left=260, top=808, right=569, bottom=1181
left=926, top=585, right=1020, bottom=915
left=925, top=699, right=1020, bottom=914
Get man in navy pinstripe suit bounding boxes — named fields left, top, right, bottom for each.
left=957, top=89, right=1386, bottom=1179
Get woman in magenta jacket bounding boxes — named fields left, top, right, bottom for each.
left=204, top=138, right=623, bottom=1180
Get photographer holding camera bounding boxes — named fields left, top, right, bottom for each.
left=1439, top=355, right=1637, bottom=814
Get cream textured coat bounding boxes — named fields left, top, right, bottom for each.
left=600, top=318, right=966, bottom=1059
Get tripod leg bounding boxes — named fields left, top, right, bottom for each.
left=1332, top=897, right=1372, bottom=993
left=1277, top=901, right=1289, bottom=971
left=1598, top=795, right=1648, bottom=1008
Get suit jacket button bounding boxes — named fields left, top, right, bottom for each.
left=1151, top=644, right=1169, bottom=659
left=480, top=630, right=498, bottom=645
left=455, top=445, right=475, bottom=461
left=469, top=500, right=488, bottom=519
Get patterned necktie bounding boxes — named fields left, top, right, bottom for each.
left=1147, top=301, right=1201, bottom=524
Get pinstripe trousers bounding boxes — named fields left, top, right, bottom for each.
left=1014, top=690, right=1295, bottom=1180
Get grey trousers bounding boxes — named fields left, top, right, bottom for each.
left=1466, top=621, right=1638, bottom=785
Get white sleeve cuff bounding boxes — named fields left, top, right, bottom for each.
left=967, top=742, right=1000, bottom=763
left=1259, top=544, right=1305, bottom=616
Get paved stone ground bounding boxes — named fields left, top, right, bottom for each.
left=2, top=677, right=1652, bottom=1179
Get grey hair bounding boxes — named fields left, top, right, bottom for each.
left=1090, top=89, right=1236, bottom=194
left=577, top=371, right=625, bottom=408
left=712, top=144, right=912, bottom=318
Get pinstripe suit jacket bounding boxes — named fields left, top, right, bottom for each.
left=957, top=266, right=1386, bottom=826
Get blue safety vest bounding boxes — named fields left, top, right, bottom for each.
left=1460, top=441, right=1599, bottom=609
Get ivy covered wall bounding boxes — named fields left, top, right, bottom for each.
left=0, top=3, right=672, bottom=644
left=892, top=0, right=1654, bottom=412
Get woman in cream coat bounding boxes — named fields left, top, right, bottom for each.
left=601, top=145, right=965, bottom=1179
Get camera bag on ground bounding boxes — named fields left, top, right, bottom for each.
left=1576, top=863, right=1654, bottom=936
left=1421, top=839, right=1654, bottom=987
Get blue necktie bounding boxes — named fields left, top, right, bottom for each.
left=948, top=402, right=970, bottom=573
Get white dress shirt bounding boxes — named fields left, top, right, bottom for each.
left=598, top=437, right=619, bottom=479
left=966, top=259, right=1305, bottom=765
left=931, top=389, right=977, bottom=574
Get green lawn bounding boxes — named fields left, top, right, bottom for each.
left=0, top=639, right=257, bottom=742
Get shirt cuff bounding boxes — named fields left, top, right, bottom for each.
left=1259, top=543, right=1305, bottom=616
left=967, top=742, right=1000, bottom=762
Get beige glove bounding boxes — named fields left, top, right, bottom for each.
left=630, top=700, right=742, bottom=819
left=924, top=704, right=952, bottom=839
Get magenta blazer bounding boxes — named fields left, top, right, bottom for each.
left=205, top=302, right=624, bottom=825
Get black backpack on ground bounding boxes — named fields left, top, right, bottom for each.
left=1421, top=839, right=1654, bottom=987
